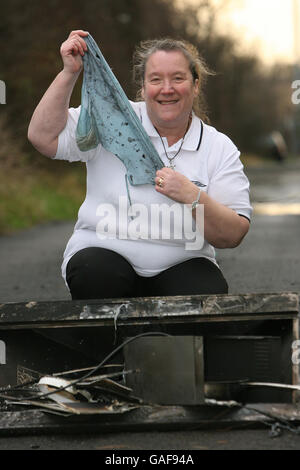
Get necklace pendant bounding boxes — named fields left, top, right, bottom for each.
left=168, top=162, right=176, bottom=170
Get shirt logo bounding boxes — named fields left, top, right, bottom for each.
left=191, top=180, right=207, bottom=188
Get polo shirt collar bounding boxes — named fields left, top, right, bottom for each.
left=139, top=102, right=158, bottom=137
left=182, top=113, right=203, bottom=151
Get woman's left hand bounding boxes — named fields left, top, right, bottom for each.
left=155, top=168, right=250, bottom=249
left=155, top=168, right=199, bottom=204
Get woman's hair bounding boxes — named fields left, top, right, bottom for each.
left=132, top=38, right=213, bottom=123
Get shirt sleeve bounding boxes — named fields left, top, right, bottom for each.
left=55, top=106, right=101, bottom=162
left=207, top=133, right=253, bottom=220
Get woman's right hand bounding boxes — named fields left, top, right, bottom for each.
left=60, top=30, right=89, bottom=75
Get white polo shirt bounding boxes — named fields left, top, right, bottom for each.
left=55, top=101, right=252, bottom=283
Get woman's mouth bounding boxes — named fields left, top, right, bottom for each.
left=158, top=100, right=179, bottom=105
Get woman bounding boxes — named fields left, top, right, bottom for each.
left=28, top=30, right=252, bottom=299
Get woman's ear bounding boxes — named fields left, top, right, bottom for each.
left=141, top=86, right=145, bottom=99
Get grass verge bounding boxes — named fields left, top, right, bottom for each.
left=0, top=164, right=86, bottom=235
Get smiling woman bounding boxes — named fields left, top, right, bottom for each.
left=27, top=31, right=252, bottom=300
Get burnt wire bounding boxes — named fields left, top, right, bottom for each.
left=0, top=331, right=170, bottom=403
left=205, top=398, right=300, bottom=437
left=245, top=404, right=300, bottom=436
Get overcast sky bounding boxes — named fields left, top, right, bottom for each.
left=182, top=0, right=297, bottom=64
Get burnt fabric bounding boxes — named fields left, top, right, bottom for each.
left=76, top=34, right=163, bottom=186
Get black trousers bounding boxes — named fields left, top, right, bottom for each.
left=66, top=247, right=228, bottom=300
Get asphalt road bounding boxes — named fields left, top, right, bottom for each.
left=0, top=163, right=300, bottom=450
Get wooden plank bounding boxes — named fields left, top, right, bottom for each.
left=0, top=403, right=300, bottom=436
left=0, top=293, right=298, bottom=330
left=0, top=314, right=297, bottom=331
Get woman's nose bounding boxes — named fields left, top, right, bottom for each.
left=161, top=80, right=174, bottom=93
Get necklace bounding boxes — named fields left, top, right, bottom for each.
left=155, top=118, right=191, bottom=170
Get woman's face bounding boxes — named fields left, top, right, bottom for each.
left=142, top=50, right=199, bottom=131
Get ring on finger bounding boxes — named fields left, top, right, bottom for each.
left=158, top=177, right=164, bottom=188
